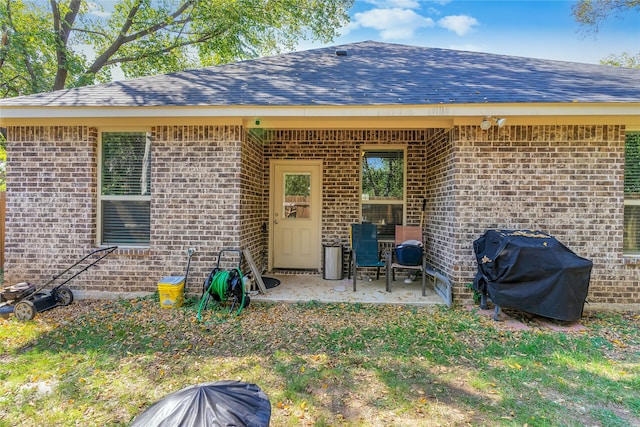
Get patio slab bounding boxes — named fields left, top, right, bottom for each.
left=250, top=273, right=443, bottom=306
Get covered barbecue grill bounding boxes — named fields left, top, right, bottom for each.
left=472, top=229, right=593, bottom=322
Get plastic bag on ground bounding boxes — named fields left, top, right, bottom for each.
left=131, top=380, right=271, bottom=427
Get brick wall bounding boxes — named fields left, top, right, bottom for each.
left=263, top=130, right=360, bottom=245
left=4, top=123, right=638, bottom=307
left=261, top=129, right=449, bottom=276
left=4, top=125, right=247, bottom=295
left=5, top=126, right=97, bottom=270
left=4, top=126, right=142, bottom=291
left=424, top=129, right=456, bottom=278
left=151, top=125, right=245, bottom=294
left=240, top=131, right=267, bottom=273
left=451, top=124, right=635, bottom=306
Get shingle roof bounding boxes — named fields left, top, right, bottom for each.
left=2, top=40, right=640, bottom=108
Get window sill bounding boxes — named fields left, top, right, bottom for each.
left=100, top=246, right=150, bottom=257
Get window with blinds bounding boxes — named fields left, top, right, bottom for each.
left=624, top=132, right=640, bottom=254
left=99, top=131, right=151, bottom=246
left=361, top=147, right=406, bottom=240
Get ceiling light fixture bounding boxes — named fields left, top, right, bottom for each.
left=480, top=117, right=492, bottom=130
left=480, top=116, right=507, bottom=129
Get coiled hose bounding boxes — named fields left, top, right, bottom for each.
left=197, top=268, right=245, bottom=320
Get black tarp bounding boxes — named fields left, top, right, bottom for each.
left=473, top=229, right=593, bottom=322
left=130, top=381, right=271, bottom=427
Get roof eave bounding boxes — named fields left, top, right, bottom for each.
left=1, top=103, right=639, bottom=128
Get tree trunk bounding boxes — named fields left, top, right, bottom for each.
left=51, top=0, right=82, bottom=91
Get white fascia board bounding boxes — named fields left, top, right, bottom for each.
left=1, top=103, right=639, bottom=122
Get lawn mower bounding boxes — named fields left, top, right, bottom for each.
left=197, top=248, right=250, bottom=320
left=0, top=246, right=118, bottom=321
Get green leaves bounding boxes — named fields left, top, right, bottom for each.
left=0, top=0, right=354, bottom=97
left=572, top=0, right=640, bottom=34
left=0, top=0, right=59, bottom=96
left=601, top=52, right=640, bottom=68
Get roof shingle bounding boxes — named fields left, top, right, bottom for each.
left=2, top=40, right=640, bottom=107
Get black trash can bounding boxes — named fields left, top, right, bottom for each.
left=323, top=243, right=343, bottom=280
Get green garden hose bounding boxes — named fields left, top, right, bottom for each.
left=197, top=268, right=245, bottom=321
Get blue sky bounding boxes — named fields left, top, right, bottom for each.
left=91, top=0, right=639, bottom=66
left=304, top=0, right=640, bottom=64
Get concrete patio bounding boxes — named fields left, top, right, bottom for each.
left=250, top=272, right=444, bottom=306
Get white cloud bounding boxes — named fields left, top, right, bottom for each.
left=363, top=0, right=422, bottom=8
left=354, top=8, right=435, bottom=39
left=438, top=15, right=479, bottom=36
left=340, top=20, right=362, bottom=37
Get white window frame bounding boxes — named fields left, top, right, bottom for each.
left=97, top=129, right=152, bottom=247
left=360, top=145, right=407, bottom=241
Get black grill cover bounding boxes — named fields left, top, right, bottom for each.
left=131, top=381, right=271, bottom=427
left=473, top=230, right=592, bottom=321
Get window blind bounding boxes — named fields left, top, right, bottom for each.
left=101, top=200, right=151, bottom=245
left=624, top=132, right=640, bottom=254
left=100, top=132, right=151, bottom=246
left=101, top=132, right=151, bottom=196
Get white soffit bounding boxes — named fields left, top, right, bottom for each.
left=1, top=103, right=639, bottom=126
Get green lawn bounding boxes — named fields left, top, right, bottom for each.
left=0, top=297, right=638, bottom=426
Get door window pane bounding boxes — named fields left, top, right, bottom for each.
left=284, top=173, right=310, bottom=219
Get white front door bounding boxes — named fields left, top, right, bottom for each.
left=271, top=161, right=322, bottom=270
